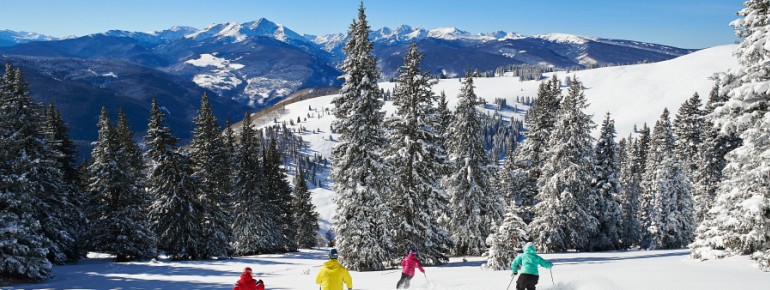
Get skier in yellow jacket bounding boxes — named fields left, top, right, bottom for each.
left=316, top=249, right=353, bottom=290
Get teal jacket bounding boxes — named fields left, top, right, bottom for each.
left=511, top=244, right=553, bottom=276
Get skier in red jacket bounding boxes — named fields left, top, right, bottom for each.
left=396, top=249, right=424, bottom=289
left=233, top=267, right=265, bottom=290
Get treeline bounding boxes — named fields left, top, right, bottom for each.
left=0, top=63, right=321, bottom=283
left=328, top=3, right=744, bottom=273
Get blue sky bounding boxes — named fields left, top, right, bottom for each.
left=0, top=0, right=742, bottom=48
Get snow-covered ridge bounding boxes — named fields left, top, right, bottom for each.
left=185, top=18, right=308, bottom=45
left=0, top=29, right=58, bottom=43
left=534, top=33, right=597, bottom=44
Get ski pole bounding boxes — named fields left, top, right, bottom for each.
left=549, top=268, right=554, bottom=285
left=505, top=274, right=516, bottom=290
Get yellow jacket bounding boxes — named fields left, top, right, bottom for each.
left=316, top=259, right=352, bottom=290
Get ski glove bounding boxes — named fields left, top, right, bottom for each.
left=512, top=272, right=517, bottom=277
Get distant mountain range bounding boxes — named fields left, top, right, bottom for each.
left=0, top=18, right=699, bottom=157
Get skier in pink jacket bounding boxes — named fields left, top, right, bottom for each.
left=396, top=249, right=424, bottom=289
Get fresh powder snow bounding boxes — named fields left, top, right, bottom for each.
left=14, top=248, right=770, bottom=289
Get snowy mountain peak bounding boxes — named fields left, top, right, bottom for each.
left=535, top=33, right=597, bottom=44
left=427, top=27, right=474, bottom=40
left=184, top=18, right=307, bottom=44
left=372, top=25, right=427, bottom=43
left=0, top=29, right=58, bottom=47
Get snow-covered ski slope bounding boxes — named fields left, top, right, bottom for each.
left=251, top=44, right=738, bottom=231
left=18, top=248, right=770, bottom=289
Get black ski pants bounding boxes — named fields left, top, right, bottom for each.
left=396, top=273, right=413, bottom=289
left=516, top=273, right=539, bottom=290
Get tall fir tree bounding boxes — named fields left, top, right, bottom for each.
left=691, top=84, right=741, bottom=223
left=0, top=63, right=54, bottom=281
left=619, top=134, right=643, bottom=248
left=189, top=93, right=231, bottom=257
left=529, top=78, right=597, bottom=252
left=292, top=165, right=320, bottom=248
left=690, top=0, right=770, bottom=270
left=444, top=71, right=503, bottom=256
left=264, top=137, right=297, bottom=252
left=231, top=114, right=273, bottom=255
left=9, top=69, right=78, bottom=265
left=43, top=103, right=85, bottom=262
left=640, top=109, right=694, bottom=249
left=383, top=43, right=452, bottom=265
left=510, top=76, right=561, bottom=224
left=87, top=107, right=156, bottom=262
left=591, top=113, right=624, bottom=251
left=483, top=202, right=528, bottom=270
left=330, top=3, right=394, bottom=270
left=673, top=93, right=705, bottom=176
left=145, top=99, right=208, bottom=260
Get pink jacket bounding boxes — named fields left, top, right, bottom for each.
left=401, top=252, right=424, bottom=277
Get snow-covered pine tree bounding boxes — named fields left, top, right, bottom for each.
left=530, top=78, right=597, bottom=252
left=435, top=90, right=452, bottom=153
left=292, top=165, right=320, bottom=248
left=383, top=42, right=451, bottom=265
left=445, top=71, right=503, bottom=256
left=641, top=108, right=694, bottom=249
left=484, top=202, right=528, bottom=270
left=87, top=107, right=156, bottom=262
left=144, top=99, right=208, bottom=260
left=223, top=118, right=237, bottom=195
left=690, top=0, right=770, bottom=270
left=673, top=93, right=705, bottom=176
left=637, top=124, right=651, bottom=171
left=42, top=103, right=84, bottom=262
left=231, top=114, right=274, bottom=255
left=189, top=93, right=231, bottom=258
left=510, top=76, right=561, bottom=224
left=691, top=84, right=741, bottom=223
left=264, top=137, right=297, bottom=252
left=330, top=3, right=394, bottom=270
left=619, top=134, right=643, bottom=248
left=4, top=68, right=79, bottom=266
left=0, top=63, right=54, bottom=281
left=591, top=113, right=624, bottom=251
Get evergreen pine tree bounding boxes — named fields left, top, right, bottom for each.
left=530, top=78, right=597, bottom=252
left=619, top=134, right=643, bottom=248
left=591, top=113, right=624, bottom=251
left=189, top=93, right=231, bottom=257
left=231, top=114, right=273, bottom=255
left=691, top=84, right=741, bottom=223
left=436, top=90, right=452, bottom=148
left=384, top=43, right=451, bottom=265
left=510, top=76, right=561, bottom=224
left=330, top=3, right=394, bottom=270
left=145, top=99, right=207, bottom=260
left=690, top=0, right=770, bottom=269
left=264, top=137, right=297, bottom=252
left=641, top=109, right=694, bottom=249
left=445, top=71, right=502, bottom=256
left=673, top=93, right=705, bottom=176
left=292, top=165, right=320, bottom=248
left=0, top=63, right=54, bottom=281
left=484, top=202, right=528, bottom=270
left=87, top=107, right=156, bottom=262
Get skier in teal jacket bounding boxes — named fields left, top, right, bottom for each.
left=511, top=243, right=553, bottom=290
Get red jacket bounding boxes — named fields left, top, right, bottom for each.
left=401, top=252, right=424, bottom=277
left=234, top=272, right=264, bottom=290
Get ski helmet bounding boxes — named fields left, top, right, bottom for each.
left=329, top=248, right=339, bottom=259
